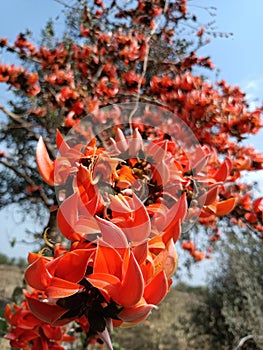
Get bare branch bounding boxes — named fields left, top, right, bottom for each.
left=0, top=104, right=56, bottom=158
left=233, top=335, right=254, bottom=350
left=128, top=0, right=169, bottom=129
left=0, top=104, right=41, bottom=139
left=0, top=158, right=51, bottom=207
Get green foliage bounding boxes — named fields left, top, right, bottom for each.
left=0, top=252, right=26, bottom=267
left=186, top=235, right=263, bottom=349
left=0, top=253, right=15, bottom=265
left=0, top=315, right=8, bottom=342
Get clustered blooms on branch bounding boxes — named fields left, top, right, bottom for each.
left=0, top=1, right=262, bottom=185
left=1, top=0, right=263, bottom=348
left=4, top=295, right=74, bottom=350
left=5, top=120, right=237, bottom=348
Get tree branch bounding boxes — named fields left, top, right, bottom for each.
left=0, top=104, right=36, bottom=131
left=0, top=104, right=56, bottom=158
left=128, top=0, right=169, bottom=128
left=233, top=335, right=254, bottom=350
left=0, top=158, right=51, bottom=208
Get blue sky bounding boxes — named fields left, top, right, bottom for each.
left=0, top=0, right=262, bottom=284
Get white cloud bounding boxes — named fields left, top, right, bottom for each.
left=241, top=78, right=263, bottom=110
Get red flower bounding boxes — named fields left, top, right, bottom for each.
left=25, top=249, right=93, bottom=300
left=27, top=123, right=245, bottom=345
left=4, top=296, right=74, bottom=350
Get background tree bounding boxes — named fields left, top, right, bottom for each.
left=0, top=0, right=262, bottom=258
left=186, top=233, right=263, bottom=349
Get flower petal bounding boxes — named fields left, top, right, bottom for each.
left=53, top=249, right=91, bottom=283
left=118, top=302, right=154, bottom=323
left=46, top=277, right=83, bottom=298
left=119, top=251, right=144, bottom=307
left=57, top=193, right=80, bottom=241
left=36, top=137, right=54, bottom=186
left=56, top=129, right=70, bottom=156
left=143, top=270, right=168, bottom=305
left=94, top=243, right=123, bottom=277
left=216, top=197, right=236, bottom=215
left=213, top=157, right=232, bottom=181
left=25, top=295, right=68, bottom=325
left=25, top=258, right=52, bottom=290
left=96, top=216, right=128, bottom=248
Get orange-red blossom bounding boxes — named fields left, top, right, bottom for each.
left=4, top=294, right=74, bottom=350
left=5, top=126, right=236, bottom=349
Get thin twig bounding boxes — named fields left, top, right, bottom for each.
left=233, top=335, right=254, bottom=350
left=0, top=104, right=56, bottom=158
left=128, top=0, right=169, bottom=131
left=0, top=104, right=38, bottom=135
left=0, top=158, right=51, bottom=207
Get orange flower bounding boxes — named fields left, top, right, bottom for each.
left=4, top=296, right=74, bottom=350
left=29, top=124, right=245, bottom=345
left=87, top=244, right=144, bottom=307
left=25, top=249, right=94, bottom=299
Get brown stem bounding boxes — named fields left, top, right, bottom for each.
left=0, top=104, right=56, bottom=158
left=0, top=158, right=51, bottom=207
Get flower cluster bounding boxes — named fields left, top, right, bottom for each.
left=4, top=293, right=74, bottom=350
left=4, top=125, right=237, bottom=349
left=0, top=63, right=40, bottom=96
left=1, top=0, right=262, bottom=347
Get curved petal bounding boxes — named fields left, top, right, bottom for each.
left=190, top=145, right=210, bottom=174
left=118, top=302, right=154, bottom=323
left=57, top=193, right=80, bottom=241
left=156, top=193, right=187, bottom=237
left=36, top=137, right=55, bottom=186
left=198, top=184, right=219, bottom=206
left=129, top=128, right=143, bottom=156
left=253, top=197, right=263, bottom=212
left=115, top=128, right=128, bottom=153
left=96, top=216, right=128, bottom=248
left=143, top=270, right=168, bottom=305
left=216, top=197, right=236, bottom=215
left=41, top=323, right=63, bottom=341
left=213, top=157, right=232, bottom=182
left=119, top=251, right=144, bottom=307
left=94, top=243, right=123, bottom=278
left=56, top=129, right=70, bottom=156
left=25, top=258, right=52, bottom=291
left=111, top=193, right=151, bottom=243
left=46, top=277, right=83, bottom=298
left=87, top=273, right=121, bottom=301
left=25, top=294, right=68, bottom=325
left=53, top=249, right=91, bottom=283
left=12, top=310, right=41, bottom=329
